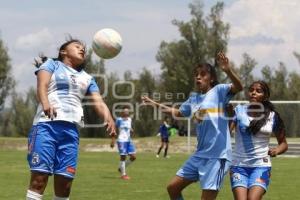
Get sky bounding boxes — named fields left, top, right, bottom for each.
left=1, top=0, right=300, bottom=92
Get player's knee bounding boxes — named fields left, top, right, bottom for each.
left=30, top=176, right=48, bottom=192
left=247, top=193, right=263, bottom=200
left=130, top=156, right=136, bottom=161
left=167, top=182, right=176, bottom=194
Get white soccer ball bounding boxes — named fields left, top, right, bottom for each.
left=92, top=28, right=122, bottom=59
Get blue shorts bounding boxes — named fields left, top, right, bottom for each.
left=176, top=155, right=230, bottom=190
left=27, top=121, right=79, bottom=179
left=117, top=141, right=136, bottom=155
left=161, top=137, right=169, bottom=143
left=230, top=166, right=271, bottom=191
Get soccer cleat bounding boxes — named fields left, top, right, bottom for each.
left=121, top=175, right=130, bottom=180
left=156, top=154, right=159, bottom=158
left=118, top=168, right=121, bottom=173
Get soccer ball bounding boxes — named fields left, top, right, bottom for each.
left=92, top=28, right=122, bottom=59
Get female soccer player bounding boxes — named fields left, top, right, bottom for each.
left=156, top=116, right=171, bottom=158
left=26, top=38, right=116, bottom=200
left=110, top=107, right=136, bottom=180
left=230, top=81, right=288, bottom=200
left=142, top=52, right=243, bottom=200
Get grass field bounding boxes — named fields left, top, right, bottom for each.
left=0, top=138, right=300, bottom=199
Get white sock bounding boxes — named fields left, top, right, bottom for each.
left=119, top=161, right=126, bottom=176
left=26, top=190, right=43, bottom=200
left=125, top=160, right=132, bottom=167
left=53, top=196, right=69, bottom=200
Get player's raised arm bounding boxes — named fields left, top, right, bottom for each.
left=216, top=52, right=243, bottom=94
left=141, top=95, right=183, bottom=118
left=89, top=92, right=116, bottom=136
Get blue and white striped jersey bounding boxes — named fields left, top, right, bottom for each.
left=33, top=59, right=99, bottom=126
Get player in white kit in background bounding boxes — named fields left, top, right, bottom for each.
left=111, top=107, right=136, bottom=180
left=230, top=80, right=288, bottom=200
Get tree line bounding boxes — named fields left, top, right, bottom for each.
left=0, top=1, right=299, bottom=137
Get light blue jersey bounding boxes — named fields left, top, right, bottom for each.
left=179, top=84, right=233, bottom=160
left=232, top=104, right=278, bottom=167
left=33, top=59, right=99, bottom=126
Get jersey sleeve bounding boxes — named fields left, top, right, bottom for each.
left=217, top=84, right=234, bottom=104
left=35, top=58, right=56, bottom=75
left=179, top=97, right=192, bottom=117
left=86, top=78, right=100, bottom=94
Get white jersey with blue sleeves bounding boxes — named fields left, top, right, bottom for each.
left=179, top=84, right=233, bottom=160
left=116, top=117, right=132, bottom=142
left=33, top=59, right=99, bottom=127
left=232, top=104, right=277, bottom=167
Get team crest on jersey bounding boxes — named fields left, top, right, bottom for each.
left=31, top=152, right=40, bottom=165
left=193, top=109, right=205, bottom=123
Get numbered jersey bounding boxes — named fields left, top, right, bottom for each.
left=33, top=59, right=99, bottom=126
left=116, top=117, right=132, bottom=142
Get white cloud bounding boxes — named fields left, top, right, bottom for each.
left=224, top=0, right=300, bottom=71
left=14, top=28, right=54, bottom=51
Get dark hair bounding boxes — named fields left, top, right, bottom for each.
left=247, top=81, right=285, bottom=135
left=193, top=63, right=219, bottom=87
left=34, top=36, right=86, bottom=69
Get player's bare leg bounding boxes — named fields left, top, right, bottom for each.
left=248, top=186, right=265, bottom=200
left=167, top=176, right=193, bottom=200
left=232, top=187, right=247, bottom=200
left=201, top=190, right=218, bottom=200
left=54, top=175, right=73, bottom=197
left=28, top=171, right=49, bottom=194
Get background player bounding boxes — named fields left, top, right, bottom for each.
left=156, top=116, right=171, bottom=158
left=111, top=107, right=136, bottom=180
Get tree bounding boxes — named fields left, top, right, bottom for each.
left=156, top=1, right=229, bottom=99
left=0, top=38, right=15, bottom=110
left=134, top=68, right=159, bottom=137
left=2, top=88, right=38, bottom=136
left=236, top=53, right=256, bottom=98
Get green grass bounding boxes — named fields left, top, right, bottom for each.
left=0, top=149, right=300, bottom=199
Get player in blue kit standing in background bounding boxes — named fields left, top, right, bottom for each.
left=111, top=106, right=136, bottom=180
left=142, top=52, right=243, bottom=200
left=26, top=38, right=116, bottom=200
left=156, top=116, right=171, bottom=158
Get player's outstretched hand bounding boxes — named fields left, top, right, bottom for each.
left=141, top=95, right=155, bottom=105
left=216, top=52, right=230, bottom=73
